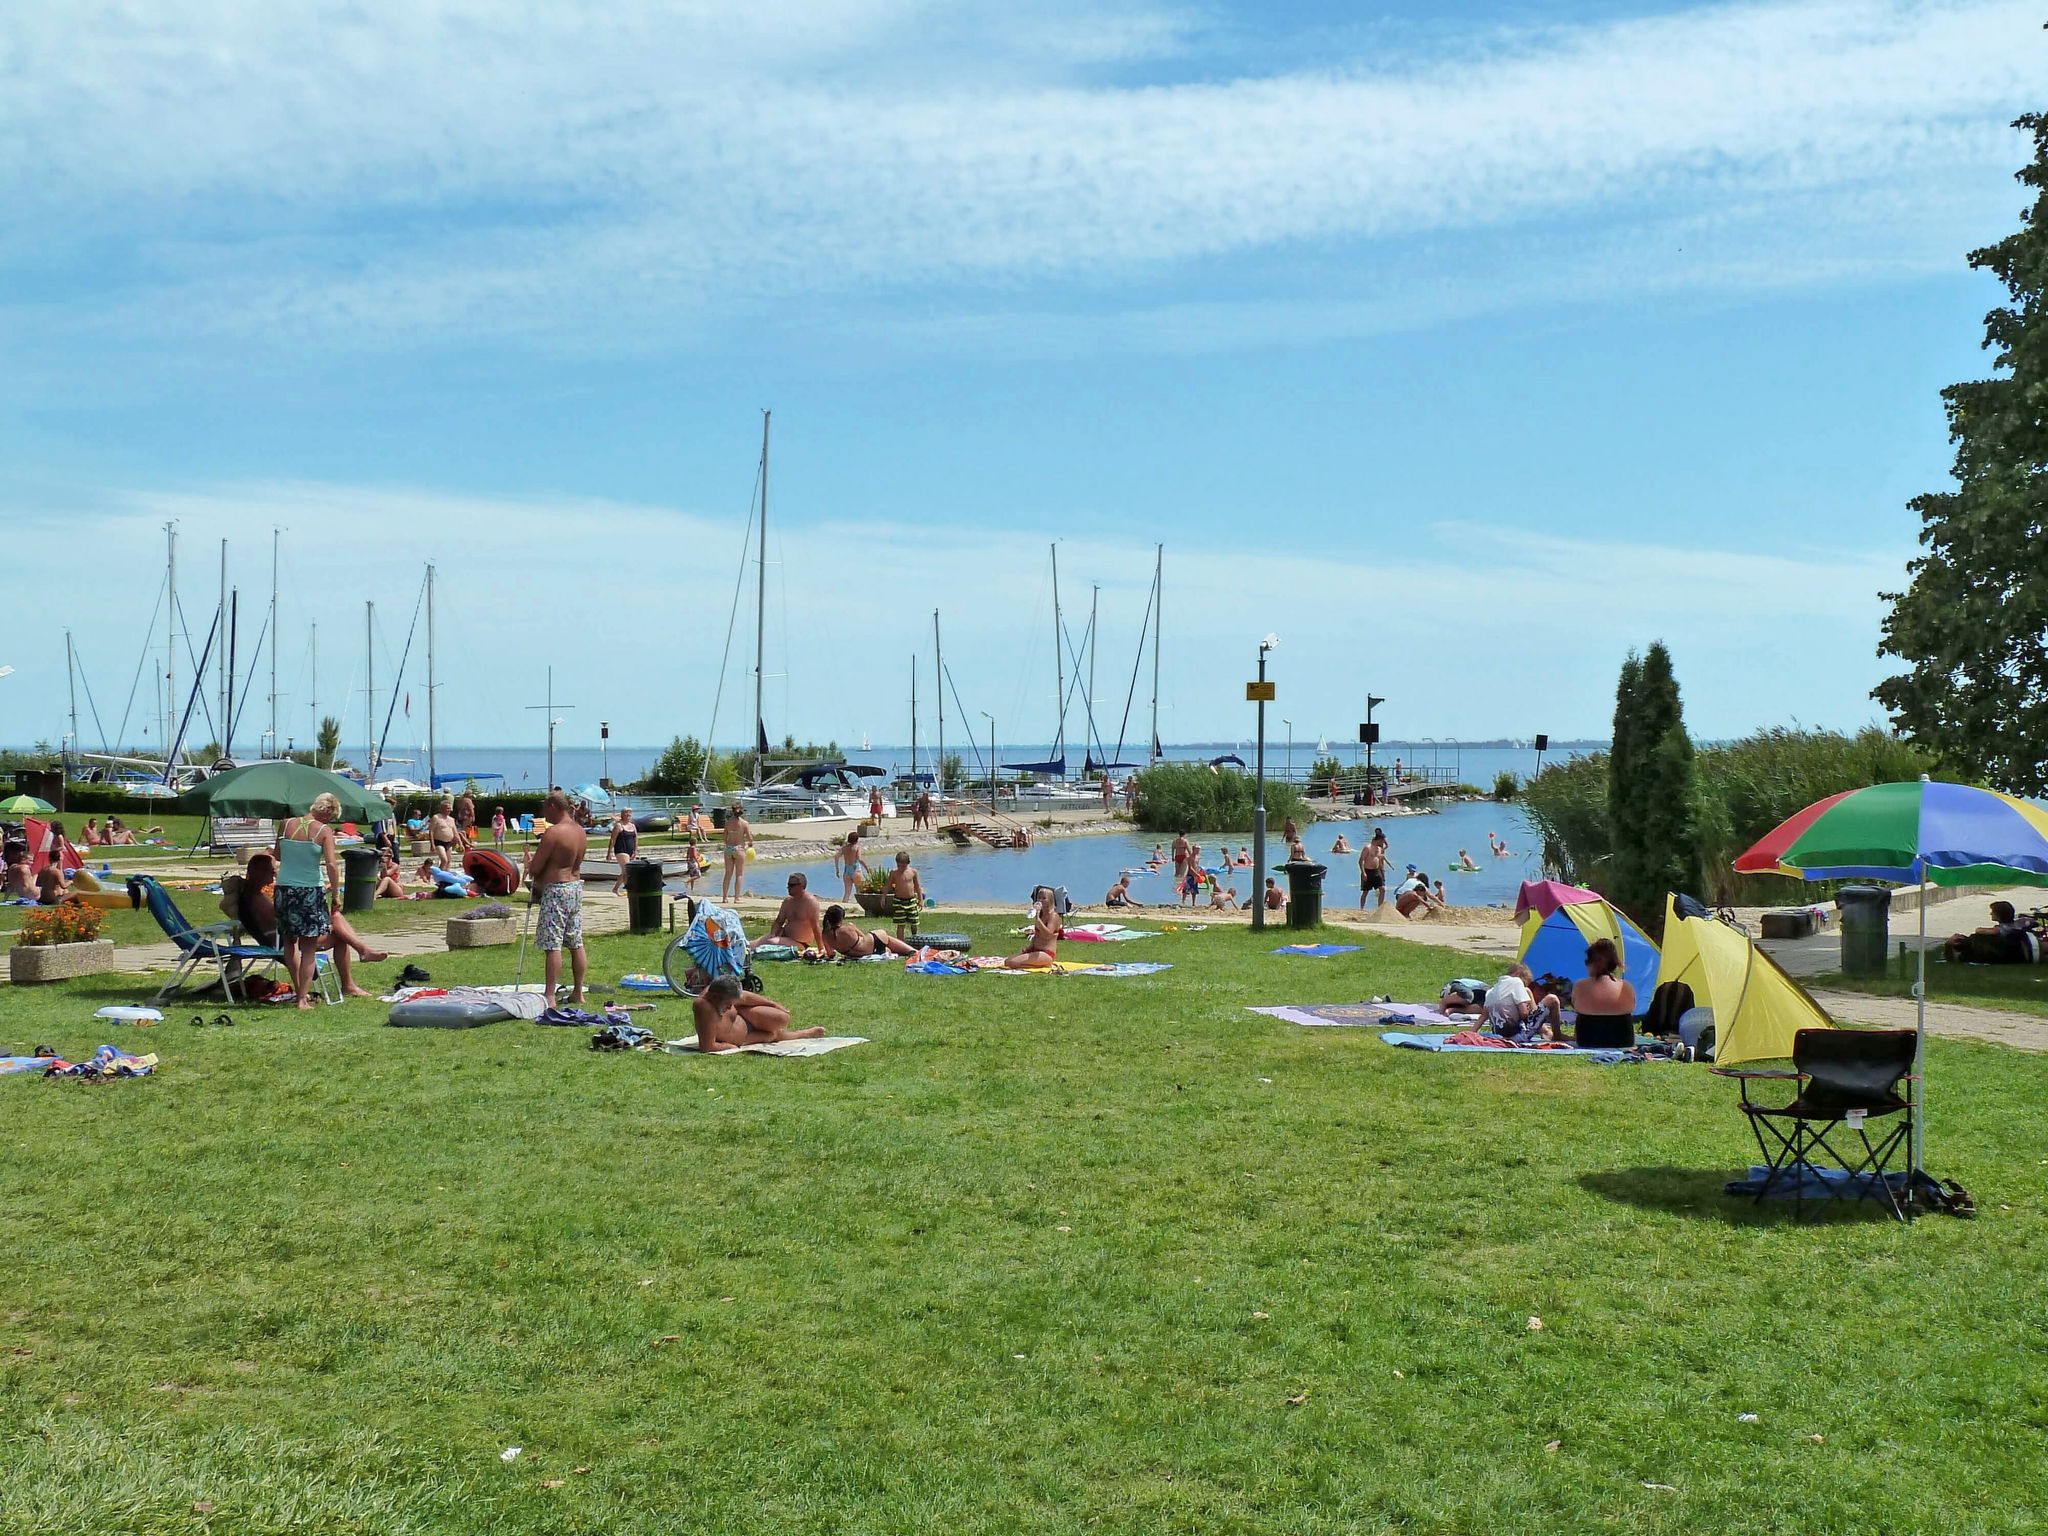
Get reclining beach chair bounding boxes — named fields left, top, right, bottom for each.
left=1716, top=1027, right=1917, bottom=1222
left=128, top=874, right=308, bottom=1005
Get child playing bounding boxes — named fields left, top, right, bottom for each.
left=887, top=850, right=925, bottom=940
left=681, top=840, right=705, bottom=896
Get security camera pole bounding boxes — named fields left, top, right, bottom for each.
left=1249, top=635, right=1279, bottom=932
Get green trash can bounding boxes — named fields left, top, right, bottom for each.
left=1836, top=885, right=1891, bottom=977
left=341, top=846, right=381, bottom=913
left=711, top=806, right=728, bottom=830
left=625, top=858, right=665, bottom=936
left=1283, top=860, right=1327, bottom=930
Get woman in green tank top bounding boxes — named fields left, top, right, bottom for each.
left=276, top=793, right=342, bottom=1010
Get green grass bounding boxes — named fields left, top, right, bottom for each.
left=1814, top=956, right=2048, bottom=1020
left=0, top=896, right=458, bottom=953
left=4, top=921, right=2046, bottom=1533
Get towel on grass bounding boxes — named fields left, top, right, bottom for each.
left=663, top=1035, right=869, bottom=1057
left=1249, top=1002, right=1452, bottom=1028
left=1273, top=944, right=1362, bottom=957
left=1068, top=961, right=1172, bottom=976
left=1380, top=1031, right=1634, bottom=1063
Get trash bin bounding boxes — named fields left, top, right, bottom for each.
left=1283, top=860, right=1327, bottom=930
left=1836, top=884, right=1891, bottom=977
left=711, top=806, right=727, bottom=830
left=341, top=846, right=381, bottom=913
left=625, top=858, right=665, bottom=935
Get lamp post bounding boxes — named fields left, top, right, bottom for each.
left=600, top=721, right=610, bottom=792
left=1282, top=719, right=1292, bottom=784
left=1361, top=694, right=1384, bottom=803
left=1250, top=635, right=1278, bottom=933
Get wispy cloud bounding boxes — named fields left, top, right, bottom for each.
left=0, top=0, right=2038, bottom=354
left=3, top=478, right=1908, bottom=746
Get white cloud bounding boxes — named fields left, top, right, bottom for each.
left=2, top=478, right=1908, bottom=750
left=0, top=0, right=2038, bottom=352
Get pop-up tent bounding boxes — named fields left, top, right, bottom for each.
left=1513, top=879, right=1661, bottom=1004
left=1658, top=893, right=1832, bottom=1065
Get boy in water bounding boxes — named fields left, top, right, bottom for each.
left=691, top=975, right=824, bottom=1053
left=887, top=850, right=925, bottom=940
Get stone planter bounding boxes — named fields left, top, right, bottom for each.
left=855, top=891, right=891, bottom=917
left=447, top=915, right=519, bottom=949
left=10, top=939, right=119, bottom=984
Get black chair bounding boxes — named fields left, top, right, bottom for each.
left=1716, top=1028, right=1917, bottom=1221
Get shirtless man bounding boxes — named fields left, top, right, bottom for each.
left=34, top=857, right=66, bottom=905
left=1004, top=886, right=1061, bottom=970
left=454, top=792, right=477, bottom=847
left=1104, top=875, right=1139, bottom=908
left=821, top=903, right=917, bottom=960
left=524, top=790, right=589, bottom=1007
left=721, top=803, right=753, bottom=901
left=886, top=851, right=924, bottom=939
left=1171, top=832, right=1192, bottom=886
left=2, top=848, right=31, bottom=900
left=1357, top=827, right=1390, bottom=910
left=692, top=974, right=824, bottom=1053
left=428, top=800, right=460, bottom=869
left=1329, top=832, right=1352, bottom=855
left=1489, top=832, right=1512, bottom=858
left=768, top=872, right=827, bottom=949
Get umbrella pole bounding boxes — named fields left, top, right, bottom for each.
left=514, top=888, right=533, bottom=989
left=1914, top=885, right=1926, bottom=1183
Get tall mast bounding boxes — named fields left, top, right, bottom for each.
left=909, top=656, right=918, bottom=789
left=165, top=521, right=177, bottom=761
left=1150, top=544, right=1162, bottom=762
left=65, top=630, right=78, bottom=762
left=933, top=610, right=944, bottom=804
left=310, top=622, right=318, bottom=761
left=269, top=528, right=279, bottom=756
left=755, top=409, right=770, bottom=791
left=1089, top=583, right=1098, bottom=769
left=365, top=600, right=375, bottom=777
left=426, top=562, right=438, bottom=792
left=225, top=590, right=237, bottom=759
left=218, top=538, right=228, bottom=752
left=1051, top=542, right=1064, bottom=768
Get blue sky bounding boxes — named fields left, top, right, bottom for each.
left=2, top=0, right=2041, bottom=759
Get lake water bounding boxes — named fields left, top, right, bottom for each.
left=684, top=799, right=1544, bottom=910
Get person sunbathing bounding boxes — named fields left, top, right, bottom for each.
left=2, top=850, right=31, bottom=900
left=376, top=851, right=406, bottom=900
left=767, top=872, right=826, bottom=949
left=692, top=974, right=824, bottom=1052
left=1004, top=886, right=1061, bottom=969
left=1104, top=875, right=1140, bottom=908
left=35, top=860, right=67, bottom=905
left=1484, top=963, right=1562, bottom=1041
left=106, top=818, right=138, bottom=845
left=821, top=903, right=917, bottom=960
left=79, top=818, right=103, bottom=847
left=1570, top=938, right=1637, bottom=1019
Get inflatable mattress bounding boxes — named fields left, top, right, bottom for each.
left=387, top=998, right=511, bottom=1029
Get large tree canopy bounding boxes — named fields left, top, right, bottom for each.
left=1876, top=113, right=2048, bottom=795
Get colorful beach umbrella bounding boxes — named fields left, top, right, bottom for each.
left=1732, top=776, right=2048, bottom=1181
left=683, top=901, right=749, bottom=979
left=0, top=794, right=56, bottom=815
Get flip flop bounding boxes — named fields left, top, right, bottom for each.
left=212, top=1014, right=237, bottom=1028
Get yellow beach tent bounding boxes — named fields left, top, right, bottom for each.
left=1658, top=894, right=1833, bottom=1065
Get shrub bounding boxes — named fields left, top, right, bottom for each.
left=1492, top=770, right=1519, bottom=801
left=17, top=901, right=107, bottom=947
left=1307, top=756, right=1345, bottom=784
left=1130, top=763, right=1310, bottom=835
left=637, top=736, right=709, bottom=795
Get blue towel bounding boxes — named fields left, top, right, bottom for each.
left=1380, top=1031, right=1631, bottom=1063
left=1273, top=944, right=1362, bottom=957
left=907, top=959, right=969, bottom=976
left=1071, top=962, right=1173, bottom=976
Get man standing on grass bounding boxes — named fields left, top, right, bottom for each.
left=525, top=790, right=589, bottom=1007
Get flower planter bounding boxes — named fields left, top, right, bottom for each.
left=447, top=915, right=519, bottom=949
left=10, top=939, right=118, bottom=984
left=855, top=891, right=891, bottom=917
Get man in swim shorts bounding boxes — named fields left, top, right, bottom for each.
left=1358, top=828, right=1389, bottom=910
left=886, top=850, right=924, bottom=939
left=428, top=800, right=460, bottom=869
left=768, top=872, right=827, bottom=949
left=525, top=790, right=589, bottom=1007
left=722, top=803, right=753, bottom=901
left=692, top=974, right=826, bottom=1052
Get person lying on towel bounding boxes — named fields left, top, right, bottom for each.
left=821, top=904, right=918, bottom=960
left=1443, top=964, right=1560, bottom=1042
left=692, top=975, right=825, bottom=1053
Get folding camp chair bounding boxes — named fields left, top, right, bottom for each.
left=1715, top=1028, right=1918, bottom=1222
left=126, top=874, right=314, bottom=1005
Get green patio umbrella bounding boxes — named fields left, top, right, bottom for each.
left=179, top=762, right=394, bottom=823
left=0, top=794, right=56, bottom=815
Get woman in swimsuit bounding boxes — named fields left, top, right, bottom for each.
left=838, top=832, right=869, bottom=903
left=822, top=904, right=917, bottom=960
left=1004, top=886, right=1061, bottom=970
left=608, top=810, right=639, bottom=894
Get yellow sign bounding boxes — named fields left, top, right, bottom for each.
left=1245, top=681, right=1276, bottom=702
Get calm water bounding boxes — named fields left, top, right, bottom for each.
left=683, top=800, right=1544, bottom=909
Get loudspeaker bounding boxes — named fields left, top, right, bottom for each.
left=1533, top=733, right=1549, bottom=752
left=1359, top=723, right=1380, bottom=744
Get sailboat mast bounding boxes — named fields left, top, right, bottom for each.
left=65, top=630, right=78, bottom=761
left=310, top=622, right=318, bottom=761
left=225, top=591, right=237, bottom=759
left=165, top=521, right=177, bottom=761
left=269, top=528, right=279, bottom=756
left=1089, top=584, right=1098, bottom=770
left=755, top=409, right=770, bottom=791
left=218, top=538, right=228, bottom=752
left=933, top=610, right=944, bottom=805
left=1150, top=544, right=1162, bottom=763
left=909, top=657, right=918, bottom=789
left=1051, top=543, right=1064, bottom=769
left=426, top=563, right=438, bottom=792
left=365, top=600, right=375, bottom=777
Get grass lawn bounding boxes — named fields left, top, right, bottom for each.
left=0, top=895, right=461, bottom=953
left=1815, top=954, right=2048, bottom=1020
left=3, top=919, right=2045, bottom=1533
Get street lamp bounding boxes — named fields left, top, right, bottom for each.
left=1360, top=695, right=1384, bottom=802
left=1250, top=635, right=1279, bottom=933
left=600, top=721, right=610, bottom=793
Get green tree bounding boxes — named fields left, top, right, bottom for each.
left=1307, top=755, right=1344, bottom=784
left=639, top=735, right=709, bottom=794
left=1875, top=114, right=2048, bottom=795
left=1605, top=643, right=1702, bottom=930
left=315, top=716, right=342, bottom=770
left=939, top=753, right=965, bottom=792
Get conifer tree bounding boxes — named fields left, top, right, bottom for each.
left=1607, top=643, right=1702, bottom=930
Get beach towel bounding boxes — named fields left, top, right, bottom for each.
left=663, top=1035, right=869, bottom=1057
left=94, top=1006, right=164, bottom=1024
left=1067, top=961, right=1172, bottom=976
left=1, top=1056, right=51, bottom=1075
left=1249, top=1002, right=1452, bottom=1028
left=1379, top=1031, right=1636, bottom=1062
left=907, top=958, right=970, bottom=976
left=620, top=974, right=669, bottom=991
left=1272, top=944, right=1362, bottom=957
left=43, top=1044, right=158, bottom=1079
